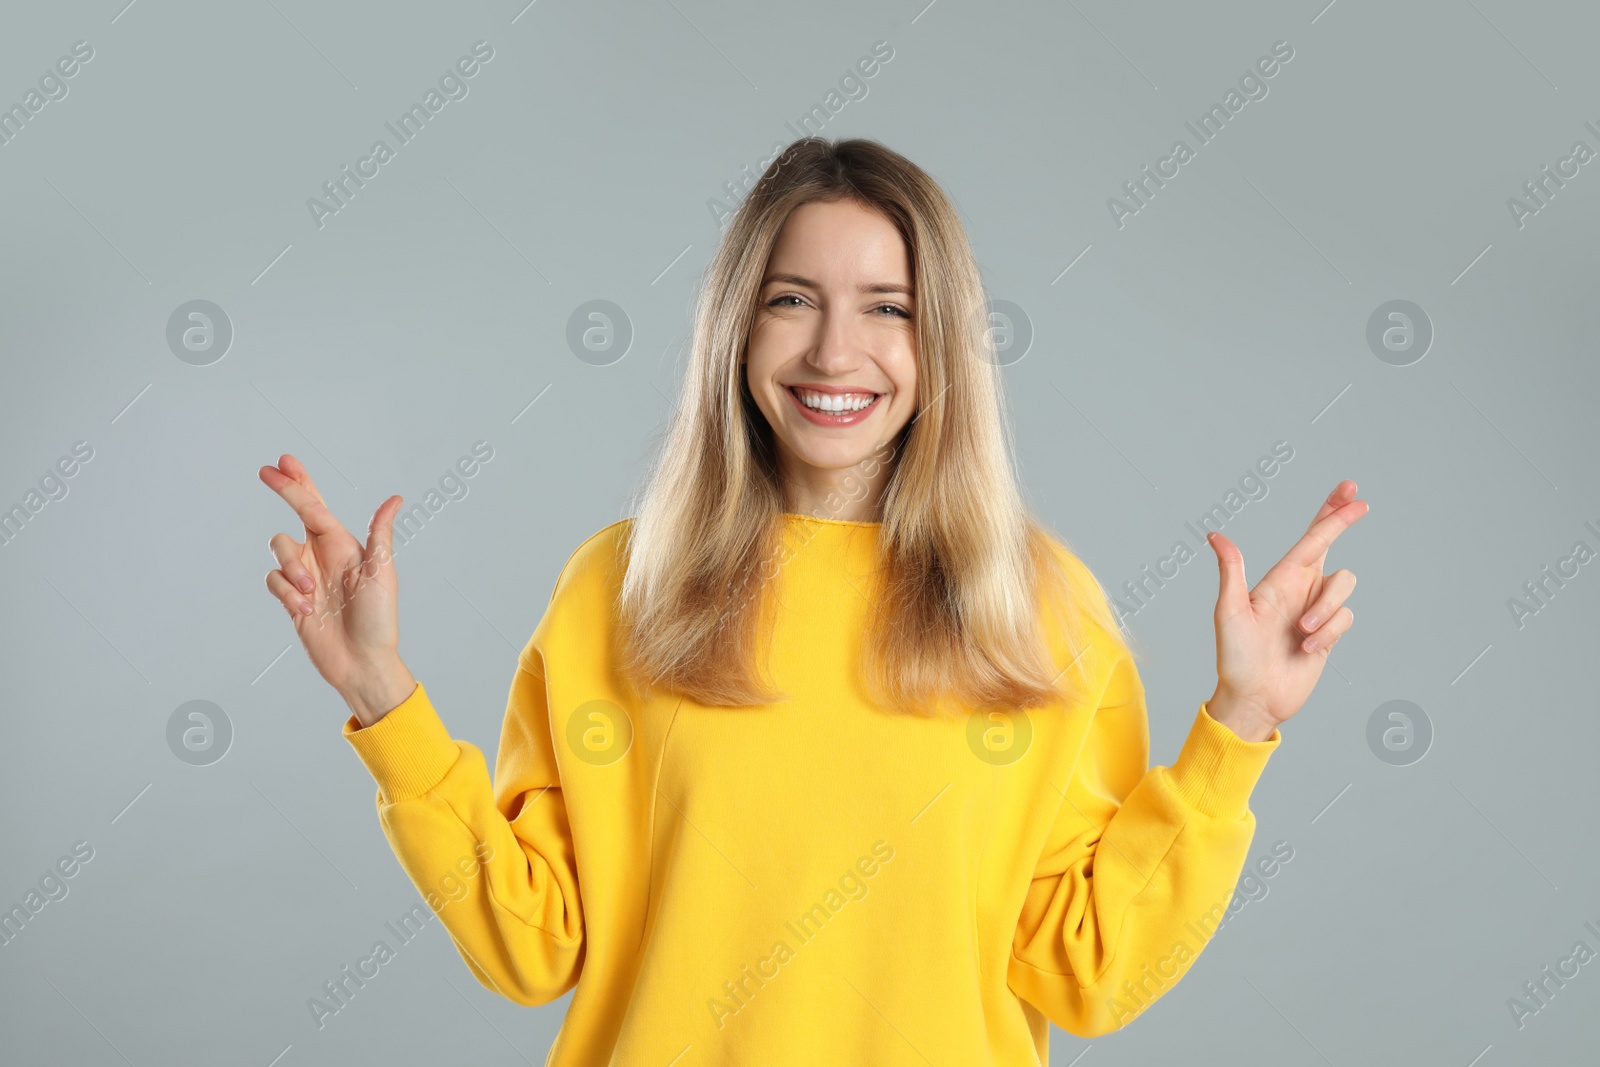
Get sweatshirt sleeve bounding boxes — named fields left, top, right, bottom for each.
left=1006, top=647, right=1280, bottom=1036
left=340, top=653, right=584, bottom=1006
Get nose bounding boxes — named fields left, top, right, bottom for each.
left=805, top=305, right=868, bottom=376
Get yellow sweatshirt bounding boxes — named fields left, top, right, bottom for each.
left=341, top=514, right=1281, bottom=1065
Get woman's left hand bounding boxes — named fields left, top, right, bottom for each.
left=1203, top=479, right=1369, bottom=742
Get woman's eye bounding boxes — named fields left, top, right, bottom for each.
left=766, top=295, right=910, bottom=318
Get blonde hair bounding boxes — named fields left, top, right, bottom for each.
left=617, top=136, right=1138, bottom=716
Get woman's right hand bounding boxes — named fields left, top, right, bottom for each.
left=259, top=453, right=415, bottom=725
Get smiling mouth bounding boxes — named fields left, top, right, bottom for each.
left=789, top=385, right=880, bottom=410
left=784, top=385, right=884, bottom=425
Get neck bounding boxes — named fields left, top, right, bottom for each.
left=778, top=446, right=897, bottom=523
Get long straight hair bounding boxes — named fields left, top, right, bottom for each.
left=616, top=136, right=1138, bottom=717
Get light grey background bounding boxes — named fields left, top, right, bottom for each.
left=2, top=0, right=1596, bottom=1064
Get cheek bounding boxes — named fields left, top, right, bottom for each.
left=889, top=353, right=917, bottom=411
left=743, top=330, right=785, bottom=383
left=895, top=393, right=916, bottom=427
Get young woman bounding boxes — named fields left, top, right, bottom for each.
left=260, top=137, right=1365, bottom=1064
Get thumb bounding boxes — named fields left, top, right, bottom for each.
left=364, top=495, right=402, bottom=571
left=1207, top=531, right=1251, bottom=618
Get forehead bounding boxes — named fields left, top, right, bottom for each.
left=765, top=200, right=911, bottom=287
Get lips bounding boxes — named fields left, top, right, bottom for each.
left=785, top=385, right=883, bottom=427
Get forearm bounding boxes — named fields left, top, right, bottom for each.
left=1009, top=760, right=1258, bottom=1035
left=375, top=739, right=585, bottom=1006
left=342, top=679, right=585, bottom=1006
left=1010, top=700, right=1279, bottom=1034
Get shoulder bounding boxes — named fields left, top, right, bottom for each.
left=1038, top=534, right=1115, bottom=627
left=518, top=517, right=633, bottom=669
left=548, top=517, right=633, bottom=604
left=1041, top=537, right=1098, bottom=595
left=1035, top=530, right=1138, bottom=696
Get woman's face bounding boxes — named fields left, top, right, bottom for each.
left=744, top=198, right=918, bottom=510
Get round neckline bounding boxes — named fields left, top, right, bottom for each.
left=782, top=512, right=882, bottom=528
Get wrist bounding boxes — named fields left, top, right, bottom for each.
left=1206, top=687, right=1279, bottom=743
left=342, top=657, right=417, bottom=728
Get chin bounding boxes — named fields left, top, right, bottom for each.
left=786, top=438, right=878, bottom=471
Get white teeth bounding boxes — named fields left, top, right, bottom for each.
left=796, top=389, right=876, bottom=413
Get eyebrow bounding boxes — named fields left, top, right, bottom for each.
left=761, top=273, right=914, bottom=297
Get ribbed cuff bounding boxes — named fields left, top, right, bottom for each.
left=340, top=681, right=461, bottom=804
left=1167, top=701, right=1281, bottom=819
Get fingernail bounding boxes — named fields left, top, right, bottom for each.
left=1302, top=636, right=1316, bottom=652
left=297, top=576, right=314, bottom=594
left=299, top=600, right=314, bottom=615
left=1301, top=614, right=1317, bottom=630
